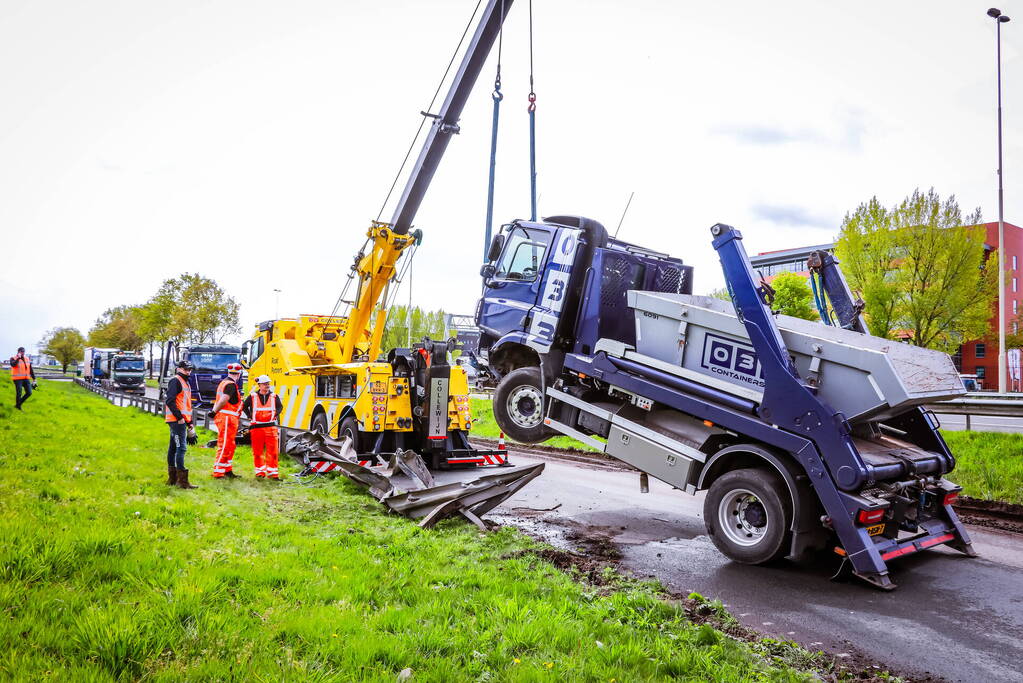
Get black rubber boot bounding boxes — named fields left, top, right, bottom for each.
left=167, top=466, right=177, bottom=485
left=176, top=468, right=198, bottom=489
left=224, top=471, right=241, bottom=479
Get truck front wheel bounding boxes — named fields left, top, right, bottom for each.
left=493, top=366, right=555, bottom=444
left=704, top=468, right=791, bottom=565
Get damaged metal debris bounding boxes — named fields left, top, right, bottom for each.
left=285, top=432, right=544, bottom=530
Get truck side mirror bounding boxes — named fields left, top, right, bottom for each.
left=486, top=234, right=505, bottom=262
left=480, top=263, right=497, bottom=279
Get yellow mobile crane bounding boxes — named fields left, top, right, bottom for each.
left=241, top=0, right=514, bottom=469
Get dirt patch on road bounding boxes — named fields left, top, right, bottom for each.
left=955, top=496, right=1023, bottom=535
left=510, top=521, right=926, bottom=683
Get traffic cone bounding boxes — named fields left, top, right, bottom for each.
left=498, top=432, right=506, bottom=451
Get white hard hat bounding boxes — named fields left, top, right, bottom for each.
left=256, top=375, right=271, bottom=384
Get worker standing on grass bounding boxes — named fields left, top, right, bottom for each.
left=209, top=363, right=244, bottom=479
left=164, top=360, right=198, bottom=489
left=9, top=347, right=36, bottom=410
left=242, top=375, right=283, bottom=480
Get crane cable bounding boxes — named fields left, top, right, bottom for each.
left=325, top=1, right=483, bottom=327
left=527, top=0, right=537, bottom=221
left=482, top=0, right=505, bottom=261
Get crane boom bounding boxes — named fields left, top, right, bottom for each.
left=390, top=0, right=514, bottom=235
left=339, top=0, right=515, bottom=363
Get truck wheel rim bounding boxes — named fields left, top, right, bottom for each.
left=718, top=488, right=769, bottom=547
left=508, top=385, right=542, bottom=429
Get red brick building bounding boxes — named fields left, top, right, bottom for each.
left=957, top=221, right=1022, bottom=390
left=750, top=221, right=1023, bottom=391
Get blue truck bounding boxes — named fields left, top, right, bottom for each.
left=476, top=217, right=974, bottom=589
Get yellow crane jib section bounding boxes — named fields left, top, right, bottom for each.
left=341, top=222, right=419, bottom=363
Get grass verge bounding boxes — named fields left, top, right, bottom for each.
left=941, top=430, right=1023, bottom=504
left=0, top=374, right=840, bottom=681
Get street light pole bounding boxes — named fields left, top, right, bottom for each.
left=988, top=8, right=1011, bottom=393
left=273, top=288, right=282, bottom=320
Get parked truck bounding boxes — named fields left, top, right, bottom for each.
left=83, top=347, right=146, bottom=394
left=477, top=217, right=974, bottom=589
left=158, top=342, right=242, bottom=406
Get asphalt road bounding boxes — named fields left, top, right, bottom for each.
left=444, top=453, right=1023, bottom=683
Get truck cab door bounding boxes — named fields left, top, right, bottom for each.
left=477, top=225, right=554, bottom=340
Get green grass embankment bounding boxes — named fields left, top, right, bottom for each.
left=0, top=374, right=823, bottom=681
left=472, top=399, right=1023, bottom=504
left=941, top=431, right=1023, bottom=504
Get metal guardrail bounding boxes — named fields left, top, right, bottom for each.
left=926, top=393, right=1023, bottom=430
left=74, top=378, right=303, bottom=451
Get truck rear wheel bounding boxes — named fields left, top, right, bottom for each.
left=704, top=468, right=791, bottom=565
left=493, top=366, right=555, bottom=444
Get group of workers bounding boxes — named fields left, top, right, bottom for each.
left=7, top=344, right=283, bottom=489
left=164, top=359, right=284, bottom=490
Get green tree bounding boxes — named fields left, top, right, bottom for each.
left=143, top=274, right=241, bottom=346
left=380, top=305, right=447, bottom=353
left=835, top=189, right=996, bottom=352
left=39, top=327, right=85, bottom=374
left=770, top=272, right=819, bottom=321
left=174, top=273, right=241, bottom=343
left=833, top=197, right=901, bottom=338
left=139, top=283, right=181, bottom=376
left=707, top=287, right=732, bottom=302
left=88, top=305, right=145, bottom=351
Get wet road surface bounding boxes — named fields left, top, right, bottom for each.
left=440, top=452, right=1023, bottom=682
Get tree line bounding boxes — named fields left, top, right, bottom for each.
left=38, top=274, right=241, bottom=374
left=713, top=189, right=1019, bottom=355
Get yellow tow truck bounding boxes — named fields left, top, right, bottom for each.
left=240, top=0, right=514, bottom=469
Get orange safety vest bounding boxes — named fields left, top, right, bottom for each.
left=250, top=390, right=277, bottom=426
left=10, top=357, right=31, bottom=381
left=215, top=379, right=242, bottom=416
left=164, top=375, right=193, bottom=423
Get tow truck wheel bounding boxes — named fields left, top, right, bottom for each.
left=310, top=412, right=329, bottom=435
left=704, top=468, right=791, bottom=565
left=493, top=366, right=555, bottom=444
left=337, top=415, right=359, bottom=452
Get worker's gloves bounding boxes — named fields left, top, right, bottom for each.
left=31, top=382, right=38, bottom=389
left=186, top=425, right=198, bottom=445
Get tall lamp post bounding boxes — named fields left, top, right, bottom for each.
left=988, top=8, right=1010, bottom=393
left=273, top=288, right=282, bottom=320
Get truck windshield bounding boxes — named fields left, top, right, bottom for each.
left=496, top=227, right=551, bottom=281
left=114, top=360, right=145, bottom=371
left=189, top=353, right=239, bottom=372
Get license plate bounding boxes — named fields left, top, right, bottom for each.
left=867, top=523, right=885, bottom=536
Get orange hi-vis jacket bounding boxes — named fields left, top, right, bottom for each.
left=215, top=379, right=242, bottom=416
left=164, top=375, right=193, bottom=423
left=250, top=390, right=277, bottom=426
left=10, top=357, right=31, bottom=381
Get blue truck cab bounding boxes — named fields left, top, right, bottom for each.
left=477, top=215, right=692, bottom=442
left=478, top=218, right=975, bottom=590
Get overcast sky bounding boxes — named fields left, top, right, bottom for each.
left=2, top=0, right=1020, bottom=357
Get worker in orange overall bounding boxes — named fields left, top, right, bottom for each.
left=209, top=363, right=244, bottom=479
left=241, top=374, right=284, bottom=479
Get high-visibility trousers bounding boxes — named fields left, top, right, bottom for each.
left=212, top=413, right=239, bottom=477
left=250, top=426, right=279, bottom=478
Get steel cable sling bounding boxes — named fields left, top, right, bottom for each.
left=527, top=0, right=537, bottom=221
left=483, top=0, right=505, bottom=261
